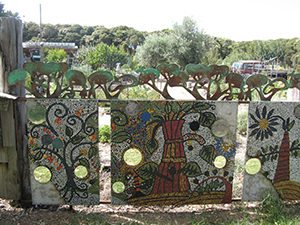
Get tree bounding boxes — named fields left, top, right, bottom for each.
left=23, top=22, right=41, bottom=41
left=83, top=26, right=115, bottom=46
left=41, top=24, right=59, bottom=42
left=135, top=33, right=173, bottom=67
left=135, top=17, right=210, bottom=68
left=171, top=17, right=210, bottom=66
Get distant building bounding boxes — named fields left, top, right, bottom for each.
left=23, top=42, right=78, bottom=65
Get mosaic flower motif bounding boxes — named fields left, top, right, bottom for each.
left=249, top=106, right=279, bottom=141
left=215, top=138, right=236, bottom=158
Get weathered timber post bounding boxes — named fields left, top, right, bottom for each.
left=0, top=17, right=31, bottom=205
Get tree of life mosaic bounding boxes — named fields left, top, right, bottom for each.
left=27, top=99, right=100, bottom=205
left=243, top=102, right=300, bottom=201
left=111, top=101, right=238, bottom=205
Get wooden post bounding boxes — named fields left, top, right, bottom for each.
left=0, top=17, right=31, bottom=205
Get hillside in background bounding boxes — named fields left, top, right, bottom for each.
left=23, top=21, right=300, bottom=70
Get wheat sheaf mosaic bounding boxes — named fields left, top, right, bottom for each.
left=27, top=99, right=100, bottom=205
left=111, top=100, right=238, bottom=205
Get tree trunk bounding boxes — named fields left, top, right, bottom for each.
left=273, top=130, right=290, bottom=183
left=151, top=120, right=189, bottom=194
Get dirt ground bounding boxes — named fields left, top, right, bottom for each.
left=0, top=198, right=265, bottom=225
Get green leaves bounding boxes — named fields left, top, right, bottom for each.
left=31, top=151, right=44, bottom=161
left=88, top=147, right=97, bottom=159
left=180, top=162, right=202, bottom=177
left=85, top=43, right=128, bottom=70
left=199, top=145, right=217, bottom=165
left=193, top=102, right=212, bottom=111
left=112, top=130, right=131, bottom=143
left=79, top=158, right=90, bottom=169
left=66, top=126, right=73, bottom=137
left=185, top=64, right=210, bottom=75
left=288, top=119, right=295, bottom=131
left=89, top=70, right=114, bottom=85
left=71, top=135, right=85, bottom=145
left=165, top=102, right=172, bottom=114
left=157, top=63, right=181, bottom=76
left=199, top=112, right=216, bottom=128
left=8, top=69, right=31, bottom=85
left=146, top=139, right=158, bottom=155
left=44, top=50, right=67, bottom=64
left=137, top=162, right=158, bottom=179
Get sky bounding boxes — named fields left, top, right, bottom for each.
left=2, top=0, right=300, bottom=41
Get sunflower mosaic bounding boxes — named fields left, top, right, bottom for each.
left=243, top=102, right=300, bottom=201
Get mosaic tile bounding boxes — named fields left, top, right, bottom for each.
left=243, top=102, right=300, bottom=201
left=111, top=100, right=238, bottom=205
left=27, top=99, right=100, bottom=205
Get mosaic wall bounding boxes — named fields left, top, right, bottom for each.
left=27, top=99, right=100, bottom=205
left=243, top=102, right=300, bottom=201
left=111, top=100, right=238, bottom=205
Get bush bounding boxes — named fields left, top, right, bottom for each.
left=99, top=125, right=111, bottom=143
left=44, top=48, right=67, bottom=63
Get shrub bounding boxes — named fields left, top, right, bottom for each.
left=237, top=109, right=248, bottom=136
left=99, top=125, right=111, bottom=143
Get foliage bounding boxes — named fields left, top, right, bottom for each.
left=237, top=109, right=248, bottom=135
left=22, top=20, right=300, bottom=71
left=77, top=43, right=128, bottom=70
left=135, top=17, right=210, bottom=67
left=71, top=63, right=93, bottom=76
left=23, top=22, right=41, bottom=41
left=0, top=2, right=19, bottom=18
left=99, top=125, right=111, bottom=143
left=44, top=48, right=68, bottom=63
left=23, top=22, right=146, bottom=50
left=119, top=85, right=161, bottom=100
left=135, top=33, right=173, bottom=67
left=223, top=39, right=300, bottom=69
left=261, top=194, right=286, bottom=223
left=172, top=17, right=211, bottom=66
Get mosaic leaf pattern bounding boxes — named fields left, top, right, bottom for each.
left=27, top=99, right=100, bottom=205
left=111, top=100, right=238, bottom=205
left=243, top=102, right=300, bottom=201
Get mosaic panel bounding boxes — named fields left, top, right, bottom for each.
left=111, top=100, right=238, bottom=205
left=243, top=102, right=300, bottom=201
left=27, top=99, right=99, bottom=205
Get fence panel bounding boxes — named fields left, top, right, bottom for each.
left=111, top=100, right=238, bottom=205
left=26, top=99, right=100, bottom=205
left=243, top=102, right=300, bottom=201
